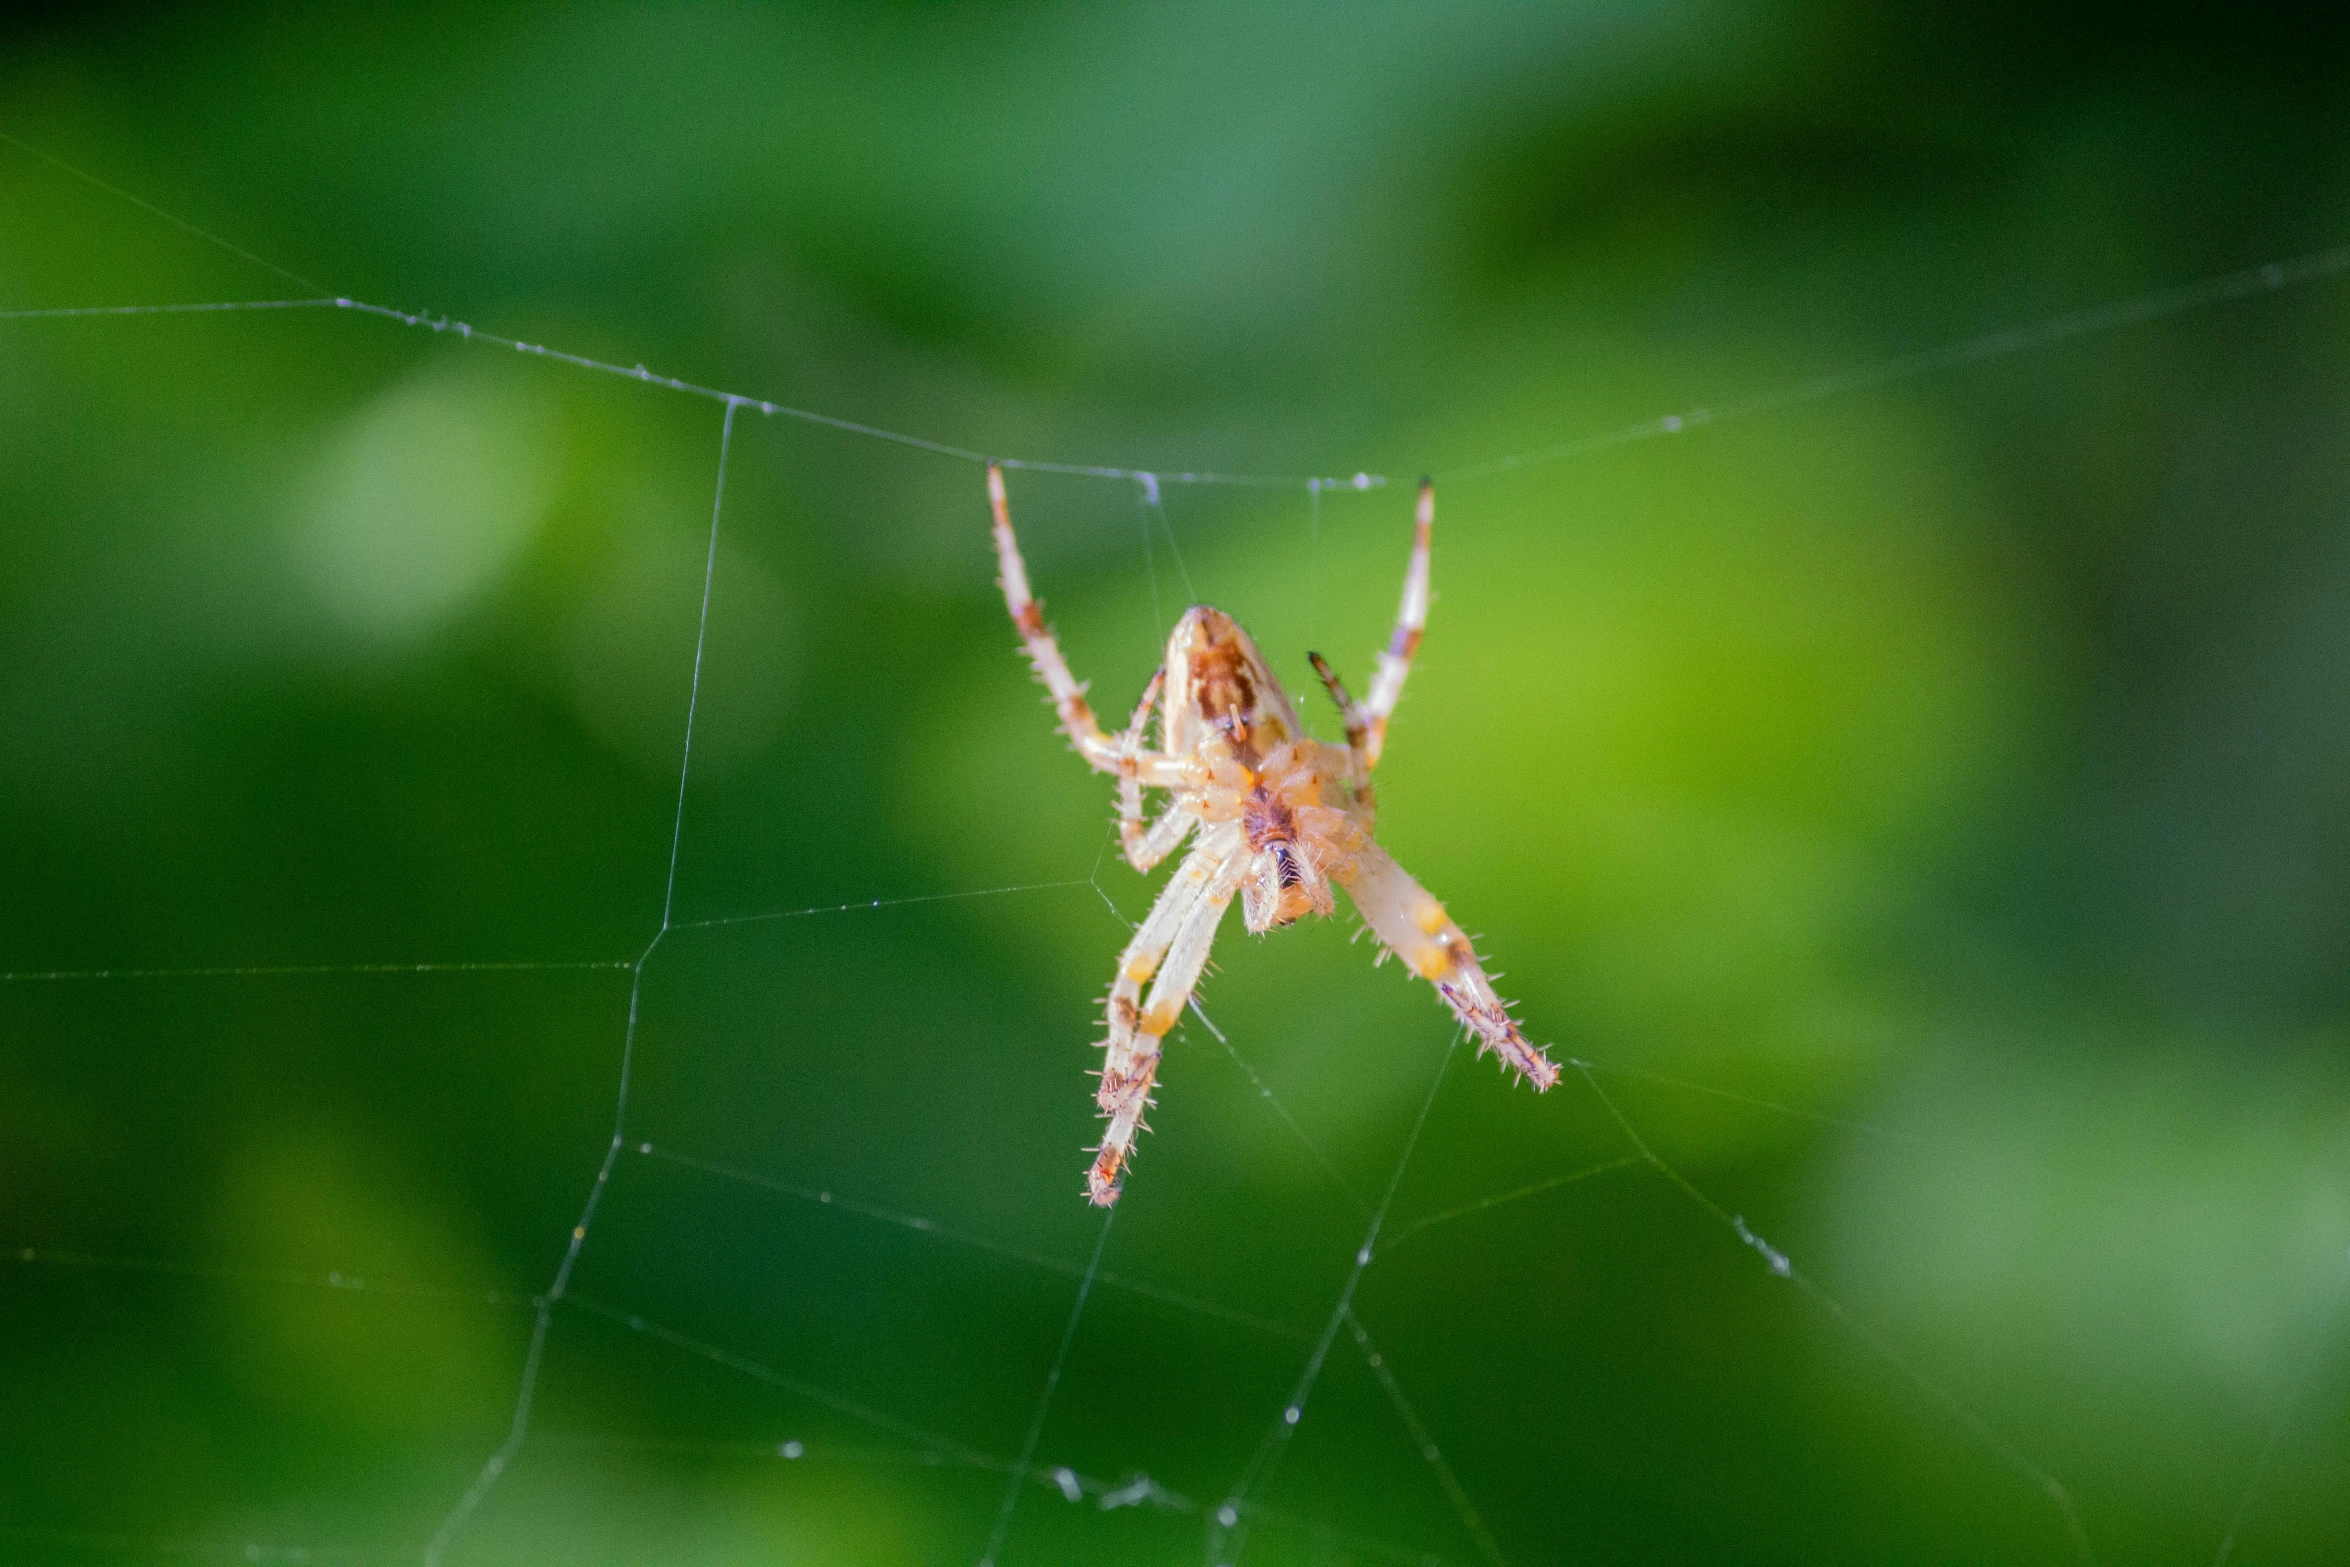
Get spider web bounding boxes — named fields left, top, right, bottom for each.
left=7, top=123, right=2350, bottom=1567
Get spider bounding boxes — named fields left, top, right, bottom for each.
left=987, top=465, right=1558, bottom=1206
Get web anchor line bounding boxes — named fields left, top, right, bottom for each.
left=1344, top=1308, right=1509, bottom=1567
left=1208, top=1033, right=1461, bottom=1567
left=1186, top=998, right=1372, bottom=1214
left=0, top=127, right=331, bottom=295
left=980, top=1208, right=1117, bottom=1567
left=0, top=293, right=1379, bottom=493
left=1566, top=1061, right=2097, bottom=1566
left=1135, top=469, right=1201, bottom=611
left=423, top=399, right=739, bottom=1566
left=1439, top=241, right=2350, bottom=484
left=0, top=122, right=1378, bottom=489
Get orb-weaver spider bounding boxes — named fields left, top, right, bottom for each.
left=987, top=466, right=1556, bottom=1205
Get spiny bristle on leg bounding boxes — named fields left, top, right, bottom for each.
left=1338, top=838, right=1559, bottom=1091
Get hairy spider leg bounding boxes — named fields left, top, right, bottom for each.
left=1357, top=478, right=1434, bottom=769
left=988, top=464, right=1186, bottom=786
left=1336, top=836, right=1559, bottom=1091
left=1091, top=828, right=1247, bottom=1205
left=1092, top=835, right=1219, bottom=1185
left=1114, top=669, right=1195, bottom=872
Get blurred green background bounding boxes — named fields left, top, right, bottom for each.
left=6, top=4, right=2350, bottom=1563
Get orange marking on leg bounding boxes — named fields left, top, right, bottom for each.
left=1086, top=1152, right=1124, bottom=1206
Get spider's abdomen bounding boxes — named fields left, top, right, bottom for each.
left=1162, top=606, right=1302, bottom=762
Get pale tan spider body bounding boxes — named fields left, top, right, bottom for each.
left=986, top=466, right=1557, bottom=1205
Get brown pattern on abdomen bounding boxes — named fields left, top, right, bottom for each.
left=1188, top=632, right=1260, bottom=753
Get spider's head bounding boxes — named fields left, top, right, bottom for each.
left=1241, top=842, right=1330, bottom=933
left=1236, top=746, right=1351, bottom=933
left=1240, top=792, right=1321, bottom=933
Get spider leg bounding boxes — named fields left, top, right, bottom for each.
left=1306, top=651, right=1375, bottom=815
left=1091, top=837, right=1220, bottom=1197
left=989, top=465, right=1186, bottom=786
left=1354, top=478, right=1434, bottom=770
left=1115, top=669, right=1196, bottom=872
left=1124, top=806, right=1197, bottom=874
left=1090, top=828, right=1246, bottom=1205
left=1335, top=836, right=1558, bottom=1090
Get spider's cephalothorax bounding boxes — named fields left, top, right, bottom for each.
left=987, top=466, right=1557, bottom=1206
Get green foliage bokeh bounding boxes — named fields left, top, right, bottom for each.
left=5, top=6, right=2350, bottom=1563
